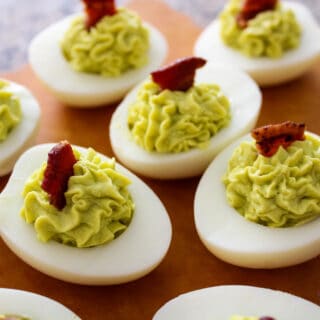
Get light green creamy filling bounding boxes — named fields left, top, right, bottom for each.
left=61, top=7, right=149, bottom=76
left=219, top=0, right=301, bottom=58
left=230, top=317, right=259, bottom=320
left=127, top=80, right=231, bottom=153
left=20, top=148, right=134, bottom=248
left=223, top=134, right=320, bottom=227
left=0, top=80, right=22, bottom=142
left=0, top=316, right=30, bottom=320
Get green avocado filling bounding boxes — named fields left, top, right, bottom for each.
left=219, top=0, right=301, bottom=58
left=230, top=317, right=259, bottom=320
left=0, top=80, right=22, bottom=142
left=0, top=316, right=31, bottom=320
left=223, top=134, right=320, bottom=227
left=20, top=148, right=135, bottom=248
left=61, top=7, right=149, bottom=76
left=127, top=80, right=231, bottom=153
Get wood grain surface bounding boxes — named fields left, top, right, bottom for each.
left=1, top=0, right=320, bottom=319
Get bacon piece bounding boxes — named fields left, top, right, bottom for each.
left=237, top=0, right=277, bottom=28
left=82, top=0, right=116, bottom=29
left=252, top=121, right=305, bottom=141
left=151, top=57, right=206, bottom=92
left=41, top=141, right=77, bottom=210
left=251, top=121, right=305, bottom=157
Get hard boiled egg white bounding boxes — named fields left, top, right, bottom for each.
left=0, top=143, right=172, bottom=285
left=194, top=133, right=320, bottom=269
left=28, top=14, right=167, bottom=108
left=194, top=2, right=320, bottom=86
left=153, top=285, right=320, bottom=319
left=0, top=79, right=40, bottom=177
left=0, top=288, right=80, bottom=320
left=110, top=63, right=261, bottom=179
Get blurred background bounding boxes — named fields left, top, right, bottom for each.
left=0, top=0, right=318, bottom=72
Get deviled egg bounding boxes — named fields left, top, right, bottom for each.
left=0, top=79, right=40, bottom=177
left=0, top=143, right=172, bottom=285
left=153, top=285, right=320, bottom=319
left=110, top=58, right=261, bottom=179
left=194, top=1, right=320, bottom=86
left=0, top=288, right=80, bottom=320
left=28, top=0, right=167, bottom=107
left=194, top=123, right=320, bottom=268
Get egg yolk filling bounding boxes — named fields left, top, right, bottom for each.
left=219, top=0, right=301, bottom=58
left=61, top=7, right=149, bottom=77
left=0, top=315, right=31, bottom=320
left=0, top=80, right=22, bottom=142
left=223, top=134, right=320, bottom=227
left=230, top=317, right=261, bottom=320
left=230, top=316, right=275, bottom=320
left=127, top=80, right=231, bottom=153
left=20, top=148, right=135, bottom=248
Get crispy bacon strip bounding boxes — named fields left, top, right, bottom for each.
left=41, top=141, right=77, bottom=210
left=82, top=0, right=116, bottom=29
left=251, top=121, right=305, bottom=157
left=151, top=57, right=206, bottom=92
left=237, top=0, right=277, bottom=28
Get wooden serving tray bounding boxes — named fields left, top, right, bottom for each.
left=1, top=0, right=320, bottom=318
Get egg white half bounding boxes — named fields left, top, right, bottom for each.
left=109, top=63, right=261, bottom=179
left=194, top=2, right=320, bottom=86
left=194, top=132, right=320, bottom=269
left=28, top=14, right=168, bottom=107
left=153, top=285, right=320, bottom=319
left=0, top=288, right=80, bottom=320
left=0, top=143, right=172, bottom=285
left=0, top=79, right=40, bottom=177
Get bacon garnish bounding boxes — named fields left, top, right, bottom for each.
left=41, top=141, right=77, bottom=210
left=237, top=0, right=277, bottom=28
left=151, top=57, right=206, bottom=92
left=251, top=121, right=305, bottom=157
left=82, top=0, right=116, bottom=29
